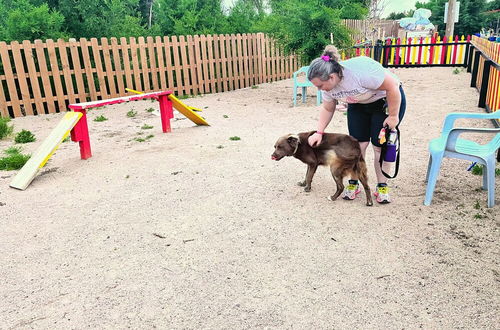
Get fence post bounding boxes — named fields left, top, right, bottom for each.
left=478, top=60, right=492, bottom=108
left=470, top=50, right=480, bottom=88
left=466, top=44, right=474, bottom=71
left=373, top=39, right=383, bottom=63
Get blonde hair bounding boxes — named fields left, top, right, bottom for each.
left=323, top=45, right=341, bottom=62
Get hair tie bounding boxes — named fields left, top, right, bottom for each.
left=321, top=55, right=330, bottom=62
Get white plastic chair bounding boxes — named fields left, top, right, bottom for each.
left=424, top=111, right=500, bottom=208
left=292, top=66, right=322, bottom=106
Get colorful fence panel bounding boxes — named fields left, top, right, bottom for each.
left=470, top=36, right=500, bottom=118
left=0, top=33, right=299, bottom=118
left=343, top=35, right=471, bottom=68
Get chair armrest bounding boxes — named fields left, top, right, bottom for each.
left=445, top=127, right=500, bottom=151
left=442, top=111, right=500, bottom=134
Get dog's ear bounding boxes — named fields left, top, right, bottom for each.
left=287, top=135, right=299, bottom=148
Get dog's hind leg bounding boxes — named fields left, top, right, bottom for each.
left=298, top=164, right=318, bottom=192
left=327, top=167, right=345, bottom=201
left=357, top=162, right=373, bottom=206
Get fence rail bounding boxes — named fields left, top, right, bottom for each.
left=0, top=33, right=299, bottom=118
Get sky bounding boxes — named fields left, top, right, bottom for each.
left=381, top=0, right=424, bottom=17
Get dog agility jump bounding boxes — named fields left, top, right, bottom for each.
left=10, top=90, right=209, bottom=190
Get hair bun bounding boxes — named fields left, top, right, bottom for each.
left=323, top=45, right=340, bottom=62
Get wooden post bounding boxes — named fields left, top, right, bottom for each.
left=445, top=0, right=456, bottom=38
left=478, top=60, right=492, bottom=108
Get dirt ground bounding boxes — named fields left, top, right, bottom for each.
left=0, top=67, right=498, bottom=329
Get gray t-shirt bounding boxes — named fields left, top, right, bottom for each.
left=322, top=56, right=398, bottom=104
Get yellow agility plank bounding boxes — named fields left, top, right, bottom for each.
left=125, top=88, right=208, bottom=125
left=10, top=111, right=83, bottom=190
left=168, top=94, right=209, bottom=126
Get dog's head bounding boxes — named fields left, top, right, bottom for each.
left=272, top=134, right=300, bottom=161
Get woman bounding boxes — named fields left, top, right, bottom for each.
left=307, top=45, right=406, bottom=204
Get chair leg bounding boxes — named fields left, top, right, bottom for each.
left=316, top=91, right=322, bottom=106
left=424, top=154, right=443, bottom=206
left=302, top=87, right=306, bottom=103
left=482, top=165, right=488, bottom=190
left=425, top=155, right=432, bottom=183
left=293, top=86, right=297, bottom=106
left=486, top=157, right=496, bottom=208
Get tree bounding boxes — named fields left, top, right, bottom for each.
left=416, top=0, right=487, bottom=36
left=1, top=2, right=66, bottom=42
left=154, top=0, right=227, bottom=36
left=256, top=0, right=351, bottom=63
left=57, top=0, right=147, bottom=38
left=224, top=0, right=262, bottom=34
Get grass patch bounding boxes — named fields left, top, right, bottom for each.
left=146, top=107, right=155, bottom=113
left=471, top=164, right=500, bottom=176
left=134, top=134, right=154, bottom=142
left=0, top=117, right=14, bottom=139
left=229, top=136, right=241, bottom=141
left=0, top=147, right=31, bottom=170
left=251, top=85, right=259, bottom=89
left=127, top=109, right=137, bottom=118
left=141, top=124, right=154, bottom=130
left=14, top=129, right=36, bottom=144
left=94, top=115, right=108, bottom=122
left=223, top=115, right=229, bottom=118
left=216, top=145, right=224, bottom=149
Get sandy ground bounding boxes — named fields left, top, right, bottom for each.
left=0, top=67, right=498, bottom=329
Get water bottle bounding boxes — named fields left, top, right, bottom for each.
left=384, top=129, right=397, bottom=162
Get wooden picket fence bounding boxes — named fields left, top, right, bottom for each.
left=0, top=33, right=300, bottom=118
left=343, top=35, right=472, bottom=67
left=469, top=36, right=500, bottom=116
left=342, top=19, right=400, bottom=41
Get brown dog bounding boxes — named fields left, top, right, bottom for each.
left=272, top=131, right=373, bottom=206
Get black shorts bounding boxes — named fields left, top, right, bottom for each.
left=346, top=85, right=406, bottom=147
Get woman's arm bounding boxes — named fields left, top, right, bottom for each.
left=308, top=100, right=336, bottom=147
left=378, top=72, right=401, bottom=129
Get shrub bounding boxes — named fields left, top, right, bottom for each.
left=94, top=115, right=108, bottom=122
left=0, top=117, right=14, bottom=140
left=14, top=129, right=36, bottom=144
left=0, top=147, right=31, bottom=170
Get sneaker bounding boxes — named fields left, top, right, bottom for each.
left=374, top=184, right=391, bottom=204
left=343, top=181, right=361, bottom=200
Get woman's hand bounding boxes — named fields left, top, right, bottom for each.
left=308, top=133, right=323, bottom=147
left=383, top=115, right=399, bottom=130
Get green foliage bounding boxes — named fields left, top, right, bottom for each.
left=154, top=0, right=227, bottom=36
left=94, top=115, right=108, bottom=122
left=416, top=0, right=489, bottom=36
left=127, top=109, right=137, bottom=117
left=0, top=146, right=30, bottom=170
left=1, top=2, right=66, bottom=42
left=0, top=117, right=14, bottom=140
left=57, top=0, right=147, bottom=38
left=229, top=136, right=241, bottom=140
left=141, top=124, right=153, bottom=129
left=471, top=163, right=500, bottom=176
left=14, top=129, right=36, bottom=143
left=256, top=0, right=352, bottom=63
left=224, top=0, right=262, bottom=34
left=387, top=10, right=415, bottom=20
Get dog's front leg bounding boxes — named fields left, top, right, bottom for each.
left=298, top=164, right=318, bottom=192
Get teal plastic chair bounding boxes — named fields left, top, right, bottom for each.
left=292, top=66, right=322, bottom=106
left=424, top=111, right=500, bottom=208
